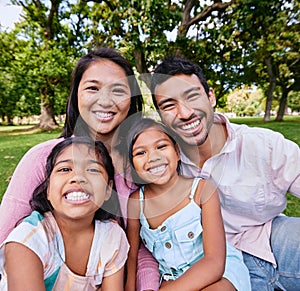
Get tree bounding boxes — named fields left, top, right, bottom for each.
left=8, top=0, right=85, bottom=129
left=224, top=0, right=300, bottom=121
left=2, top=0, right=299, bottom=123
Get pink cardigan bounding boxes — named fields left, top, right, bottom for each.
left=0, top=137, right=160, bottom=291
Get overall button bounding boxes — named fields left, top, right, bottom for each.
left=165, top=242, right=172, bottom=249
left=188, top=231, right=194, bottom=239
left=161, top=226, right=167, bottom=232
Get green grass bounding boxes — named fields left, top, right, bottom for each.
left=0, top=127, right=62, bottom=199
left=0, top=116, right=299, bottom=216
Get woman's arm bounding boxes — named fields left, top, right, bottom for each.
left=125, top=191, right=142, bottom=291
left=0, top=138, right=62, bottom=243
left=5, top=242, right=45, bottom=291
left=136, top=244, right=160, bottom=291
left=159, top=180, right=226, bottom=291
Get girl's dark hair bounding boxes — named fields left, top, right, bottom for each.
left=61, top=47, right=144, bottom=138
left=151, top=54, right=210, bottom=109
left=116, top=115, right=181, bottom=187
left=30, top=136, right=122, bottom=223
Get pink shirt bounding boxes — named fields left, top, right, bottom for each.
left=180, top=113, right=300, bottom=265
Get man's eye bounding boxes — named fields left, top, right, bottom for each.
left=187, top=93, right=199, bottom=100
left=160, top=103, right=175, bottom=111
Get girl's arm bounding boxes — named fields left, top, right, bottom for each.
left=159, top=180, right=226, bottom=291
left=5, top=242, right=46, bottom=291
left=101, top=266, right=125, bottom=291
left=125, top=191, right=142, bottom=291
left=0, top=138, right=62, bottom=243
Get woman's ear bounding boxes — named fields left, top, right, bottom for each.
left=105, top=180, right=113, bottom=201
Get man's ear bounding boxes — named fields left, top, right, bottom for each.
left=208, top=88, right=216, bottom=107
left=105, top=180, right=113, bottom=201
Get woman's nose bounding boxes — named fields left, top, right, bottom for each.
left=96, top=89, right=114, bottom=107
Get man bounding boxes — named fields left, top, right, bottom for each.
left=150, top=55, right=300, bottom=290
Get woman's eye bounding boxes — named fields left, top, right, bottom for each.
left=86, top=86, right=99, bottom=92
left=58, top=167, right=71, bottom=172
left=87, top=168, right=101, bottom=173
left=112, top=87, right=127, bottom=96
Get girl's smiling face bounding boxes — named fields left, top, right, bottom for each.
left=47, top=143, right=112, bottom=222
left=132, top=127, right=180, bottom=186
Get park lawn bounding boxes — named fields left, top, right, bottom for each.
left=0, top=116, right=299, bottom=216
left=0, top=127, right=62, bottom=200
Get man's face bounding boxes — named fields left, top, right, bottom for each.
left=154, top=74, right=216, bottom=146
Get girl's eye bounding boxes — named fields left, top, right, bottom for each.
left=157, top=144, right=167, bottom=150
left=134, top=151, right=146, bottom=156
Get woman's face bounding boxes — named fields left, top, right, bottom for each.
left=78, top=59, right=131, bottom=140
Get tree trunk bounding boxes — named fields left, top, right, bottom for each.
left=39, top=99, right=58, bottom=130
left=275, top=87, right=289, bottom=121
left=264, top=57, right=276, bottom=121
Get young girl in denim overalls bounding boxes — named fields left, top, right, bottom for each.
left=123, top=118, right=251, bottom=291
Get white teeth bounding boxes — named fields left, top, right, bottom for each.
left=181, top=120, right=200, bottom=130
left=95, top=112, right=113, bottom=118
left=149, top=165, right=166, bottom=174
left=65, top=192, right=90, bottom=201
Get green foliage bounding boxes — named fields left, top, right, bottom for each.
left=288, top=91, right=300, bottom=112
left=0, top=0, right=299, bottom=121
left=225, top=86, right=266, bottom=116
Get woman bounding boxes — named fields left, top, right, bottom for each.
left=0, top=47, right=161, bottom=291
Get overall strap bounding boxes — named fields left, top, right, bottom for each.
left=139, top=187, right=145, bottom=215
left=189, top=178, right=201, bottom=200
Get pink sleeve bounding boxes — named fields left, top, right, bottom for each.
left=0, top=138, right=63, bottom=243
left=136, top=243, right=160, bottom=291
left=115, top=172, right=160, bottom=290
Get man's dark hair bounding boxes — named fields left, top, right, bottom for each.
left=151, top=55, right=210, bottom=109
